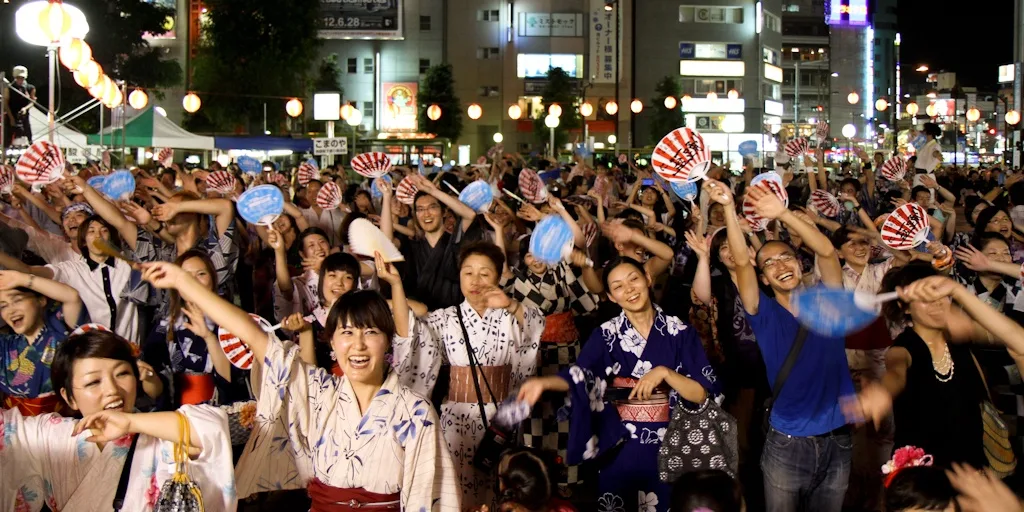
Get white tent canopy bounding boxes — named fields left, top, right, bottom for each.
left=28, top=106, right=89, bottom=150
left=88, top=107, right=215, bottom=150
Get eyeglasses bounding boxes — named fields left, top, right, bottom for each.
left=415, top=204, right=441, bottom=214
left=761, top=253, right=796, bottom=269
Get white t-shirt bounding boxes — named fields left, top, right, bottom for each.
left=915, top=139, right=942, bottom=172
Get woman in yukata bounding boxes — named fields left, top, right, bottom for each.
left=141, top=256, right=459, bottom=510
left=519, top=256, right=722, bottom=512
left=0, top=326, right=236, bottom=511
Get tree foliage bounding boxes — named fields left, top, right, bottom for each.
left=311, top=54, right=344, bottom=96
left=186, top=0, right=321, bottom=133
left=417, top=64, right=463, bottom=142
left=650, top=76, right=684, bottom=143
left=533, top=67, right=580, bottom=150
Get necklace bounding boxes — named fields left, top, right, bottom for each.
left=928, top=341, right=954, bottom=382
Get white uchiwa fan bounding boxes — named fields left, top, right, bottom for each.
left=347, top=218, right=404, bottom=263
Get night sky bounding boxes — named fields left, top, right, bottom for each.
left=896, top=3, right=1014, bottom=88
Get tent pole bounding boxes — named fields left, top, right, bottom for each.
left=120, top=82, right=127, bottom=163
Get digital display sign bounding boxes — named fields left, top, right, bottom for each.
left=825, top=0, right=870, bottom=26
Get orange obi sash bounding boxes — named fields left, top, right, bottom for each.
left=176, top=373, right=216, bottom=405
left=3, top=393, right=62, bottom=416
left=541, top=311, right=578, bottom=343
left=611, top=376, right=671, bottom=423
left=307, top=479, right=400, bottom=511
left=448, top=365, right=512, bottom=404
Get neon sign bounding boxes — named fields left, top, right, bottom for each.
left=825, top=0, right=870, bottom=26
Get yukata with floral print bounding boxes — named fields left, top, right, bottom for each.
left=559, top=306, right=722, bottom=512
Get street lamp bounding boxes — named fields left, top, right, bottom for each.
left=545, top=114, right=559, bottom=158
left=842, top=123, right=856, bottom=158
left=664, top=96, right=677, bottom=109
left=508, top=104, right=522, bottom=120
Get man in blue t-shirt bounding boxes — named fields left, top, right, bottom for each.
left=707, top=179, right=855, bottom=512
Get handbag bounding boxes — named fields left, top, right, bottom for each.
left=658, top=394, right=739, bottom=483
left=155, top=411, right=205, bottom=511
left=763, top=326, right=809, bottom=434
left=972, top=352, right=1017, bottom=478
left=456, top=306, right=515, bottom=472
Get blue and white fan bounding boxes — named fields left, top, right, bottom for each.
left=236, top=156, right=262, bottom=175
left=236, top=185, right=285, bottom=226
left=100, top=170, right=136, bottom=202
left=370, top=174, right=393, bottom=199
left=791, top=286, right=899, bottom=338
left=671, top=181, right=698, bottom=203
left=529, top=215, right=593, bottom=267
left=458, top=180, right=494, bottom=213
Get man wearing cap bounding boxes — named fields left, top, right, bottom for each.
left=4, top=66, right=36, bottom=146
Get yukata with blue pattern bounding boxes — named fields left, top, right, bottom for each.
left=0, top=405, right=236, bottom=511
left=560, top=305, right=722, bottom=512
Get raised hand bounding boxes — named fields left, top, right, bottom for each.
left=897, top=275, right=960, bottom=304
left=181, top=302, right=211, bottom=338
left=0, top=270, right=29, bottom=290
left=684, top=230, right=710, bottom=260
left=482, top=286, right=512, bottom=310
left=301, top=251, right=326, bottom=274
left=954, top=245, right=992, bottom=272
left=374, top=177, right=393, bottom=198
left=374, top=250, right=401, bottom=286
left=601, top=220, right=633, bottom=244
left=281, top=312, right=312, bottom=333
left=266, top=228, right=284, bottom=252
left=704, top=180, right=734, bottom=206
left=746, top=184, right=787, bottom=219
left=947, top=463, right=1023, bottom=512
left=140, top=262, right=186, bottom=290
left=119, top=201, right=151, bottom=225
left=150, top=202, right=180, bottom=222
left=517, top=203, right=543, bottom=222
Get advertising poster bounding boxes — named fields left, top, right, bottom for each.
left=319, top=0, right=404, bottom=39
left=381, top=82, right=418, bottom=132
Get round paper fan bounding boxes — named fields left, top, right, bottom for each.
left=99, top=170, right=136, bottom=202
left=458, top=180, right=494, bottom=213
left=395, top=177, right=419, bottom=205
left=297, top=159, right=321, bottom=185
left=268, top=173, right=288, bottom=188
left=742, top=196, right=770, bottom=232
left=519, top=169, right=548, bottom=203
left=0, top=165, right=13, bottom=194
left=879, top=155, right=907, bottom=182
left=351, top=152, right=393, bottom=179
left=529, top=215, right=575, bottom=265
left=236, top=185, right=284, bottom=226
left=880, top=203, right=931, bottom=250
left=16, top=140, right=65, bottom=186
left=155, top=147, right=174, bottom=166
left=217, top=313, right=273, bottom=369
left=236, top=156, right=262, bottom=175
left=651, top=127, right=712, bottom=183
left=316, top=181, right=342, bottom=210
left=671, top=181, right=698, bottom=202
left=206, top=170, right=236, bottom=195
left=347, top=217, right=404, bottom=263
left=749, top=172, right=789, bottom=207
left=815, top=120, right=829, bottom=141
left=371, top=174, right=393, bottom=199
left=783, top=137, right=808, bottom=158
left=592, top=175, right=610, bottom=205
left=810, top=189, right=841, bottom=218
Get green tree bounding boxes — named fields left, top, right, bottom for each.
left=650, top=76, right=684, bottom=143
left=533, top=67, right=580, bottom=150
left=418, top=64, right=462, bottom=142
left=186, top=0, right=321, bottom=133
left=311, top=54, right=344, bottom=96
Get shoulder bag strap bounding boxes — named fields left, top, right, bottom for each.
left=112, top=434, right=140, bottom=511
left=969, top=349, right=995, bottom=403
left=768, top=326, right=810, bottom=409
left=455, top=306, right=499, bottom=429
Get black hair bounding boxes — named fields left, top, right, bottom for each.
left=880, top=261, right=939, bottom=324
left=829, top=225, right=855, bottom=251
left=458, top=240, right=506, bottom=276
left=839, top=177, right=862, bottom=193
left=318, top=252, right=362, bottom=302
left=52, top=329, right=140, bottom=413
left=911, top=185, right=931, bottom=201
left=169, top=249, right=218, bottom=322
left=413, top=190, right=446, bottom=212
left=972, top=206, right=1009, bottom=242
left=669, top=469, right=744, bottom=512
left=976, top=231, right=1011, bottom=252
left=338, top=211, right=367, bottom=247
left=602, top=256, right=647, bottom=294
left=963, top=196, right=985, bottom=227
left=754, top=239, right=795, bottom=267
left=77, top=215, right=123, bottom=258
left=884, top=466, right=958, bottom=512
left=496, top=447, right=559, bottom=512
left=1009, top=181, right=1024, bottom=207
left=323, top=289, right=396, bottom=345
left=297, top=227, right=331, bottom=252
left=922, top=122, right=942, bottom=138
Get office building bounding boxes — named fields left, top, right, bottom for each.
left=779, top=0, right=830, bottom=133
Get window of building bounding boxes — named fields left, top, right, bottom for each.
left=363, top=58, right=374, bottom=74
left=419, top=59, right=431, bottom=74
left=763, top=47, right=779, bottom=66
left=420, top=15, right=431, bottom=31
left=783, top=4, right=800, bottom=12
left=478, top=86, right=500, bottom=97
left=479, top=9, right=500, bottom=21
left=681, top=79, right=743, bottom=96
left=362, top=101, right=374, bottom=119
left=347, top=58, right=357, bottom=74
left=517, top=54, right=583, bottom=77
left=763, top=12, right=781, bottom=33
left=679, top=6, right=743, bottom=24
left=782, top=69, right=795, bottom=86
left=763, top=83, right=781, bottom=100
left=477, top=47, right=500, bottom=59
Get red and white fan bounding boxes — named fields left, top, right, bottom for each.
left=395, top=177, right=419, bottom=205
left=879, top=155, right=907, bottom=182
left=783, top=137, right=809, bottom=158
left=742, top=199, right=770, bottom=232
left=809, top=189, right=841, bottom=218
left=351, top=152, right=393, bottom=179
left=155, top=148, right=173, bottom=167
left=815, top=120, right=829, bottom=142
left=750, top=172, right=789, bottom=206
left=592, top=175, right=611, bottom=206
left=206, top=170, right=237, bottom=196
left=268, top=173, right=288, bottom=188
left=0, top=165, right=13, bottom=194
left=316, top=181, right=342, bottom=209
left=218, top=313, right=274, bottom=369
left=880, top=203, right=931, bottom=250
left=297, top=160, right=320, bottom=185
left=16, top=140, right=65, bottom=187
left=651, top=127, right=712, bottom=183
left=519, top=168, right=548, bottom=203
left=582, top=221, right=598, bottom=248
left=742, top=180, right=787, bottom=232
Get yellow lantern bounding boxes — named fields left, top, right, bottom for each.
left=925, top=103, right=937, bottom=117
left=706, top=92, right=718, bottom=101
left=605, top=101, right=618, bottom=115
left=38, top=0, right=73, bottom=43
left=58, top=38, right=91, bottom=70
left=966, top=107, right=981, bottom=122
left=1006, top=110, right=1021, bottom=125
left=847, top=92, right=859, bottom=105
left=682, top=94, right=692, bottom=101
left=103, top=87, right=123, bottom=108
left=727, top=89, right=739, bottom=100
left=467, top=103, right=482, bottom=120
left=427, top=104, right=442, bottom=121
left=340, top=103, right=355, bottom=120
left=73, top=60, right=101, bottom=88
left=128, top=89, right=148, bottom=110
left=285, top=98, right=303, bottom=118
left=182, top=92, right=201, bottom=113
left=548, top=104, right=562, bottom=118
left=875, top=98, right=888, bottom=111
left=508, top=104, right=522, bottom=120
left=630, top=99, right=643, bottom=114
left=88, top=76, right=113, bottom=100
left=905, top=102, right=919, bottom=116
left=579, top=102, right=594, bottom=117
left=663, top=96, right=677, bottom=109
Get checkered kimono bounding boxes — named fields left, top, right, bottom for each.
left=506, top=261, right=598, bottom=317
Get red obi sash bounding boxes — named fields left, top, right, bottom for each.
left=176, top=373, right=216, bottom=405
left=3, top=393, right=62, bottom=416
left=307, top=479, right=400, bottom=511
left=610, top=377, right=671, bottom=423
left=541, top=311, right=578, bottom=343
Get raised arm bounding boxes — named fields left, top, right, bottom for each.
left=374, top=252, right=409, bottom=337
left=685, top=231, right=712, bottom=305
left=748, top=185, right=842, bottom=286
left=707, top=180, right=759, bottom=314
left=70, top=176, right=141, bottom=250
left=409, top=174, right=477, bottom=231
left=601, top=221, right=674, bottom=277
left=549, top=196, right=585, bottom=248
left=153, top=198, right=235, bottom=237
left=0, top=270, right=82, bottom=327
left=378, top=177, right=394, bottom=241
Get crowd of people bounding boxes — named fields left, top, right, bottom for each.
left=2, top=124, right=1024, bottom=512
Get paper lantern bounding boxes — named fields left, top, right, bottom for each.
left=630, top=99, right=643, bottom=113
left=706, top=92, right=718, bottom=101
left=682, top=94, right=692, bottom=101
left=340, top=103, right=355, bottom=120
left=727, top=89, right=739, bottom=100
left=847, top=92, right=859, bottom=105
left=73, top=60, right=101, bottom=88
left=905, top=102, right=919, bottom=116
left=467, top=103, right=482, bottom=120
left=1007, top=110, right=1021, bottom=125
left=508, top=104, right=522, bottom=120
left=875, top=98, right=888, bottom=111
left=58, top=38, right=90, bottom=70
left=427, top=103, right=441, bottom=121
left=663, top=96, right=677, bottom=109
left=102, top=86, right=123, bottom=108
left=182, top=92, right=201, bottom=113
left=285, top=98, right=303, bottom=118
left=128, top=89, right=148, bottom=110
left=548, top=104, right=562, bottom=118
left=966, top=107, right=981, bottom=122
left=925, top=104, right=937, bottom=117
left=88, top=75, right=114, bottom=100
left=604, top=101, right=618, bottom=115
left=579, top=102, right=593, bottom=117
left=38, top=0, right=73, bottom=43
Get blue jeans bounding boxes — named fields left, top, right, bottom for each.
left=761, top=427, right=853, bottom=512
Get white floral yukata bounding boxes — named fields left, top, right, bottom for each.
left=0, top=405, right=236, bottom=512
left=233, top=336, right=459, bottom=511
left=419, top=302, right=544, bottom=508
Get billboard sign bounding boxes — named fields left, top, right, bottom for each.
left=319, top=0, right=403, bottom=39
left=824, top=0, right=869, bottom=26
left=381, top=82, right=418, bottom=132
left=999, top=64, right=1015, bottom=84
